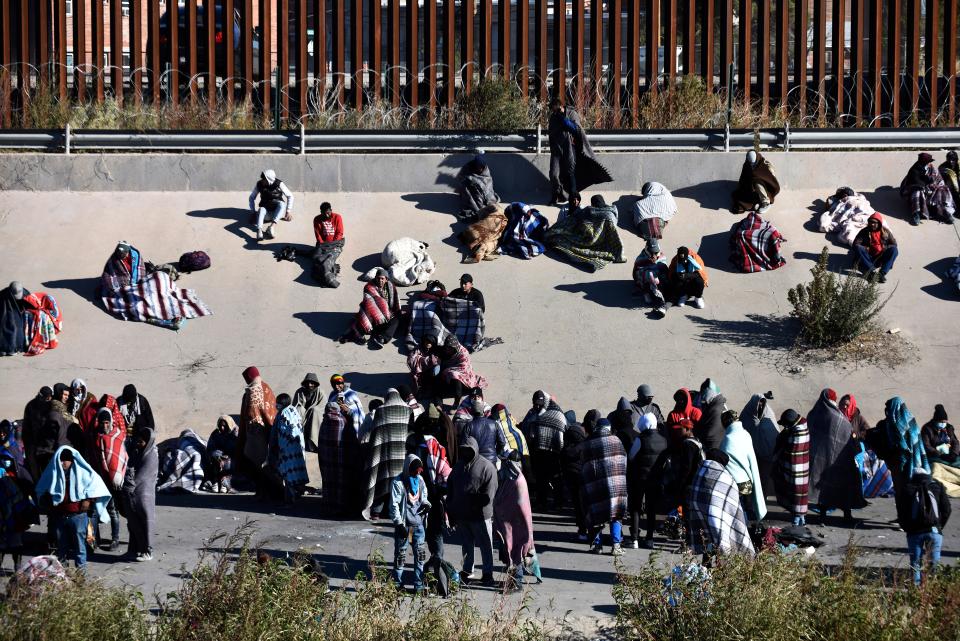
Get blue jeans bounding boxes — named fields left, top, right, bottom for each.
left=393, top=524, right=426, bottom=589
left=591, top=519, right=623, bottom=547
left=907, top=530, right=942, bottom=585
left=852, top=244, right=898, bottom=275
left=256, top=202, right=286, bottom=229
left=54, top=512, right=89, bottom=570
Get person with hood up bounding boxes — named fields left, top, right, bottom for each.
left=36, top=446, right=112, bottom=571
left=293, top=373, right=324, bottom=453
left=633, top=181, right=678, bottom=243
left=839, top=394, right=872, bottom=441
left=626, top=413, right=667, bottom=548
left=239, top=366, right=277, bottom=498
left=881, top=397, right=930, bottom=494
left=121, top=426, right=158, bottom=561
left=0, top=281, right=27, bottom=356
left=406, top=412, right=452, bottom=560
left=629, top=384, right=666, bottom=433
left=608, top=397, right=637, bottom=453
left=731, top=149, right=780, bottom=214
left=663, top=246, right=709, bottom=312
left=695, top=379, right=727, bottom=452
left=850, top=213, right=898, bottom=283
left=632, top=239, right=670, bottom=312
left=580, top=418, right=628, bottom=555
left=900, top=152, right=956, bottom=225
left=460, top=398, right=506, bottom=465
left=88, top=406, right=128, bottom=551
left=687, top=449, right=756, bottom=558
left=773, top=409, right=810, bottom=526
left=667, top=388, right=702, bottom=429
left=806, top=389, right=867, bottom=523
left=248, top=168, right=295, bottom=241
left=206, top=416, right=238, bottom=493
left=895, top=466, right=952, bottom=584
left=520, top=390, right=567, bottom=510
left=21, top=386, right=53, bottom=481
left=940, top=150, right=960, bottom=205
left=68, top=378, right=97, bottom=424
left=456, top=152, right=500, bottom=220
left=268, top=393, right=309, bottom=505
left=494, top=449, right=536, bottom=590
left=545, top=194, right=627, bottom=271
left=644, top=419, right=704, bottom=547
left=447, top=436, right=498, bottom=585
left=562, top=410, right=590, bottom=540
left=361, top=389, right=413, bottom=520
left=118, top=384, right=155, bottom=436
left=719, top=410, right=767, bottom=523
left=388, top=454, right=431, bottom=592
left=921, top=405, right=960, bottom=480
left=741, top=393, right=779, bottom=498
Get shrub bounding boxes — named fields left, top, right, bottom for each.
left=455, top=75, right=534, bottom=132
left=613, top=550, right=960, bottom=641
left=787, top=247, right=889, bottom=348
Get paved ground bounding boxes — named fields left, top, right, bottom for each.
left=1, top=179, right=959, bottom=630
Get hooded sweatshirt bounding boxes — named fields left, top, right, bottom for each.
left=447, top=436, right=498, bottom=521
left=852, top=213, right=896, bottom=258
left=667, top=389, right=702, bottom=427
left=696, top=380, right=728, bottom=452
left=389, top=453, right=431, bottom=529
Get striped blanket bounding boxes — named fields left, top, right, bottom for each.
left=580, top=428, right=628, bottom=526
left=361, top=392, right=412, bottom=518
left=502, top=203, right=549, bottom=258
left=545, top=213, right=624, bottom=271
left=157, top=430, right=207, bottom=493
left=22, top=291, right=62, bottom=356
left=405, top=295, right=450, bottom=349
left=688, top=460, right=755, bottom=556
left=774, top=420, right=810, bottom=516
left=349, top=280, right=399, bottom=337
left=729, top=212, right=786, bottom=273
left=102, top=270, right=211, bottom=325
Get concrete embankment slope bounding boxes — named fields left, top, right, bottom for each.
left=0, top=150, right=956, bottom=443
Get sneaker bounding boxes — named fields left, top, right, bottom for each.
left=628, top=538, right=639, bottom=550
left=654, top=305, right=668, bottom=317
left=460, top=571, right=478, bottom=584
left=136, top=552, right=153, bottom=562
left=676, top=296, right=688, bottom=307
left=589, top=542, right=603, bottom=554
left=692, top=297, right=705, bottom=309
left=757, top=202, right=771, bottom=214
left=256, top=227, right=264, bottom=241
left=264, top=228, right=275, bottom=240
left=107, top=539, right=121, bottom=552
left=611, top=543, right=624, bottom=556
left=878, top=272, right=887, bottom=284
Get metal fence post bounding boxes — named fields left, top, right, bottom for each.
left=300, top=122, right=306, bottom=155
left=536, top=123, right=542, bottom=155
left=64, top=123, right=70, bottom=155
left=784, top=122, right=791, bottom=152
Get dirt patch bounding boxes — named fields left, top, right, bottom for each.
left=793, top=327, right=916, bottom=370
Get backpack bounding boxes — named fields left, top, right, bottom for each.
left=911, top=481, right=940, bottom=529
left=178, top=251, right=211, bottom=273
left=424, top=556, right=460, bottom=597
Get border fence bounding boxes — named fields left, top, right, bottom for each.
left=0, top=0, right=958, bottom=127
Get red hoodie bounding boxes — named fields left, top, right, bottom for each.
left=667, top=388, right=702, bottom=427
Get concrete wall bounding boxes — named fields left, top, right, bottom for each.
left=0, top=151, right=922, bottom=195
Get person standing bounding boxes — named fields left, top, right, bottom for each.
left=447, top=436, right=498, bottom=586
left=118, top=385, right=155, bottom=437
left=248, top=169, right=294, bottom=241
left=895, top=467, right=951, bottom=585
left=361, top=390, right=413, bottom=520
left=773, top=409, right=811, bottom=526
left=806, top=389, right=866, bottom=524
left=330, top=374, right=366, bottom=428
left=121, top=427, right=157, bottom=561
left=388, top=454, right=431, bottom=592
left=238, top=366, right=278, bottom=499
left=719, top=410, right=767, bottom=523
left=268, top=394, right=309, bottom=505
left=580, top=418, right=628, bottom=555
left=547, top=98, right=612, bottom=206
left=21, top=386, right=52, bottom=481
left=293, top=373, right=325, bottom=453
left=629, top=385, right=665, bottom=433
left=494, top=450, right=536, bottom=590
left=88, top=406, right=128, bottom=551
left=520, top=391, right=567, bottom=510
left=626, top=413, right=667, bottom=548
left=459, top=398, right=505, bottom=465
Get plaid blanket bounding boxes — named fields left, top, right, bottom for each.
left=361, top=391, right=412, bottom=517
left=350, top=281, right=399, bottom=337
left=688, top=460, right=755, bottom=556
left=729, top=212, right=785, bottom=273
left=272, top=406, right=309, bottom=487
left=318, top=403, right=358, bottom=513
left=775, top=420, right=810, bottom=516
left=439, top=295, right=485, bottom=351
left=545, top=213, right=624, bottom=270
left=157, top=430, right=207, bottom=493
left=521, top=400, right=567, bottom=454
left=580, top=428, right=628, bottom=526
left=22, top=292, right=62, bottom=356
left=405, top=295, right=450, bottom=350
left=101, top=247, right=211, bottom=324
left=502, top=203, right=549, bottom=258
left=440, top=337, right=488, bottom=388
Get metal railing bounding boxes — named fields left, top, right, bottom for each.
left=0, top=126, right=958, bottom=154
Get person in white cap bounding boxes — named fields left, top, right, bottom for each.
left=248, top=169, right=295, bottom=241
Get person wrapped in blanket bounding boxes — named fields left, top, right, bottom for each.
left=459, top=204, right=508, bottom=263
left=0, top=282, right=63, bottom=357
left=310, top=202, right=345, bottom=288
left=820, top=187, right=879, bottom=247
left=0, top=421, right=39, bottom=572
left=941, top=151, right=960, bottom=206
left=850, top=213, right=897, bottom=283
left=731, top=150, right=780, bottom=214
left=457, top=151, right=500, bottom=221
left=921, top=405, right=960, bottom=498
left=900, top=152, right=957, bottom=225
left=267, top=394, right=309, bottom=505
left=545, top=194, right=627, bottom=272
left=100, top=241, right=212, bottom=330
left=501, top=203, right=550, bottom=259
left=547, top=98, right=613, bottom=206
left=728, top=211, right=786, bottom=273
left=407, top=334, right=487, bottom=408
left=657, top=246, right=709, bottom=315
left=339, top=268, right=401, bottom=348
left=632, top=240, right=670, bottom=309
left=633, top=182, right=677, bottom=244
left=687, top=449, right=756, bottom=559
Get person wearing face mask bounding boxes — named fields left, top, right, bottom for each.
left=248, top=169, right=295, bottom=241
left=731, top=149, right=780, bottom=214
left=921, top=405, right=960, bottom=498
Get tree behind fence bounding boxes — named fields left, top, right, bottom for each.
left=0, top=0, right=957, bottom=127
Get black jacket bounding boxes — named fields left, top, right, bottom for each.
left=696, top=395, right=727, bottom=452
left=628, top=430, right=668, bottom=497
left=448, top=287, right=485, bottom=313
left=560, top=423, right=587, bottom=476
left=895, top=473, right=951, bottom=535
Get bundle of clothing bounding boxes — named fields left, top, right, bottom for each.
left=819, top=188, right=878, bottom=247
left=458, top=205, right=508, bottom=263
left=545, top=199, right=625, bottom=271
left=900, top=153, right=957, bottom=223
left=361, top=238, right=436, bottom=286
left=157, top=429, right=208, bottom=493
left=100, top=243, right=212, bottom=329
left=0, top=283, right=63, bottom=357
left=405, top=285, right=485, bottom=353
left=633, top=182, right=677, bottom=241
left=501, top=203, right=550, bottom=259
left=728, top=212, right=786, bottom=273
left=456, top=153, right=500, bottom=218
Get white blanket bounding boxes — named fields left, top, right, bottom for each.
left=818, top=193, right=879, bottom=247
left=376, top=237, right=437, bottom=286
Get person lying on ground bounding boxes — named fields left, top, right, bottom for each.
left=501, top=203, right=550, bottom=259
left=545, top=195, right=627, bottom=272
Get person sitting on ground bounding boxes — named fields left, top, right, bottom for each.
left=310, top=202, right=345, bottom=288
left=389, top=454, right=431, bottom=592
left=248, top=169, right=294, bottom=241
left=157, top=429, right=208, bottom=494
left=580, top=418, right=628, bottom=555
left=643, top=418, right=704, bottom=548
left=719, top=410, right=767, bottom=523
left=626, top=413, right=667, bottom=549
left=0, top=282, right=28, bottom=357
left=850, top=213, right=898, bottom=283
left=459, top=204, right=509, bottom=263
left=457, top=152, right=499, bottom=220
left=632, top=239, right=670, bottom=310
left=940, top=150, right=960, bottom=206
left=206, top=416, right=238, bottom=493
left=732, top=150, right=780, bottom=214
left=633, top=182, right=677, bottom=243
left=339, top=268, right=401, bottom=348
left=920, top=405, right=960, bottom=498
left=895, top=466, right=951, bottom=585
left=408, top=335, right=486, bottom=408
left=773, top=409, right=810, bottom=526
left=449, top=273, right=486, bottom=313
left=901, top=152, right=957, bottom=225
left=268, top=394, right=309, bottom=505
left=661, top=246, right=708, bottom=313
left=545, top=195, right=627, bottom=272
left=729, top=211, right=786, bottom=273
left=501, top=203, right=550, bottom=259
left=688, top=449, right=756, bottom=558
left=630, top=384, right=666, bottom=433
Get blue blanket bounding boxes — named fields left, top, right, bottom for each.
left=35, top=446, right=112, bottom=523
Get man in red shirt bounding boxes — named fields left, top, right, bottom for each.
left=310, top=203, right=345, bottom=288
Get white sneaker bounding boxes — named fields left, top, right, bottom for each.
left=136, top=552, right=153, bottom=562
left=654, top=305, right=668, bottom=316
left=676, top=296, right=688, bottom=307
left=256, top=227, right=264, bottom=241
left=611, top=543, right=624, bottom=556
left=692, top=297, right=705, bottom=309
left=758, top=202, right=771, bottom=214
